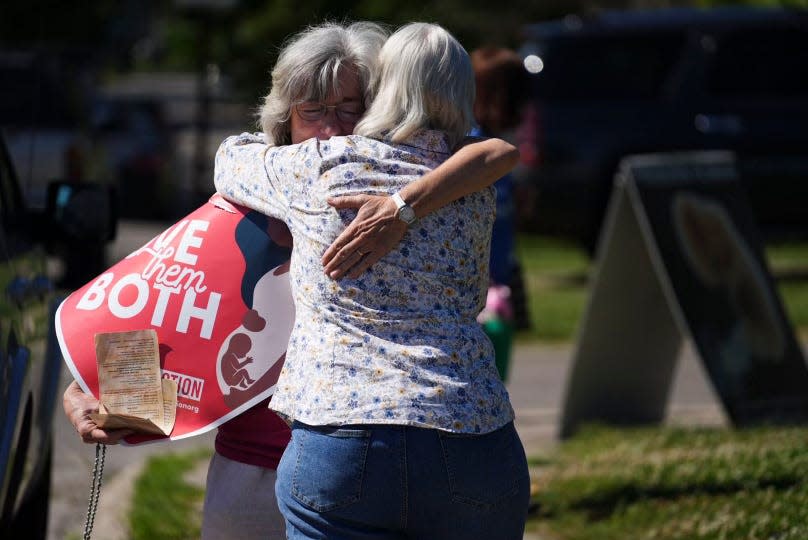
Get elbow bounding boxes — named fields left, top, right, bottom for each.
left=489, top=140, right=519, bottom=174
left=502, top=142, right=520, bottom=170
left=212, top=172, right=226, bottom=194
left=212, top=178, right=226, bottom=197
left=213, top=148, right=232, bottom=194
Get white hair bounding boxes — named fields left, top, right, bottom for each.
left=259, top=21, right=388, bottom=145
left=354, top=23, right=474, bottom=149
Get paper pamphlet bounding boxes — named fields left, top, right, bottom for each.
left=89, top=330, right=177, bottom=436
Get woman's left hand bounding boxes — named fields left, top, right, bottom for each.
left=322, top=194, right=407, bottom=279
left=63, top=380, right=134, bottom=444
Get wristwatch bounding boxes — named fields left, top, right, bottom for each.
left=391, top=192, right=416, bottom=225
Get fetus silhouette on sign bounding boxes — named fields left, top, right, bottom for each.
left=221, top=330, right=259, bottom=390
left=215, top=211, right=295, bottom=408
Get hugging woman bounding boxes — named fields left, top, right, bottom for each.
left=216, top=22, right=530, bottom=540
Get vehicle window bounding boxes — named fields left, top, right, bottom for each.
left=0, top=139, right=24, bottom=228
left=531, top=32, right=685, bottom=100
left=708, top=28, right=808, bottom=98
left=0, top=143, right=12, bottom=223
left=0, top=141, right=15, bottom=263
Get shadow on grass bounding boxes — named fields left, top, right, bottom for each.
left=540, top=477, right=803, bottom=522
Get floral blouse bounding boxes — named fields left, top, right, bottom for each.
left=214, top=131, right=514, bottom=434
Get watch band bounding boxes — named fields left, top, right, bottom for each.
left=391, top=192, right=416, bottom=225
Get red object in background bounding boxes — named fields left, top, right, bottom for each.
left=515, top=102, right=541, bottom=168
left=56, top=195, right=295, bottom=444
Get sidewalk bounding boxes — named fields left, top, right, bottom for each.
left=510, top=339, right=726, bottom=457
left=80, top=339, right=727, bottom=539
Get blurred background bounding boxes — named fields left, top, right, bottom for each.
left=2, top=2, right=808, bottom=539
left=2, top=0, right=806, bottom=230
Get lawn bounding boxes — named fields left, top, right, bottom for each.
left=129, top=449, right=211, bottom=540
left=528, top=425, right=808, bottom=540
left=515, top=235, right=808, bottom=342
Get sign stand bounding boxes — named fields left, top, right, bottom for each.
left=560, top=152, right=808, bottom=438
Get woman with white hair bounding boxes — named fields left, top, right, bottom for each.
left=258, top=21, right=520, bottom=280
left=215, top=22, right=530, bottom=539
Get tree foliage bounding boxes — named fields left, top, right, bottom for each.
left=163, top=0, right=625, bottom=101
left=3, top=0, right=806, bottom=102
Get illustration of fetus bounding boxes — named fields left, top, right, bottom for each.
left=221, top=310, right=268, bottom=390
left=221, top=336, right=254, bottom=389
left=215, top=210, right=294, bottom=405
left=672, top=193, right=786, bottom=369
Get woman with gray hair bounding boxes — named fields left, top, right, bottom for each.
left=260, top=21, right=384, bottom=146
left=64, top=20, right=521, bottom=540
left=215, top=22, right=530, bottom=539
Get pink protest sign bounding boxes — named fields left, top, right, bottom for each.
left=56, top=195, right=295, bottom=444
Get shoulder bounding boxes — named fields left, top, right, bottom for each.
left=218, top=132, right=266, bottom=152
left=317, top=135, right=376, bottom=157
left=313, top=135, right=389, bottom=170
left=215, top=134, right=270, bottom=186
left=216, top=132, right=268, bottom=166
left=412, top=130, right=451, bottom=154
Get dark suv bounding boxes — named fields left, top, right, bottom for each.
left=516, top=7, right=808, bottom=251
left=0, top=131, right=114, bottom=537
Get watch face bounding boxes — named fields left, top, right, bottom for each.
left=399, top=205, right=416, bottom=224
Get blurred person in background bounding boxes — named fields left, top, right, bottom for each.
left=64, top=20, right=521, bottom=540
left=215, top=22, right=530, bottom=539
left=470, top=46, right=530, bottom=381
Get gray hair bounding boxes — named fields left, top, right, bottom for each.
left=354, top=23, right=474, bottom=149
left=259, top=21, right=388, bottom=145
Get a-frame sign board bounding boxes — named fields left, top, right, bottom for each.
left=560, top=151, right=808, bottom=438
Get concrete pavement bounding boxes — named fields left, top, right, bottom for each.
left=510, top=340, right=727, bottom=457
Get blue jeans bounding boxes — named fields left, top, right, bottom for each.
left=275, top=421, right=530, bottom=539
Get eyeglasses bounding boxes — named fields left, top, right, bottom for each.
left=294, top=101, right=363, bottom=123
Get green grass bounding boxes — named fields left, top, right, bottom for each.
left=515, top=234, right=808, bottom=342
left=765, top=242, right=808, bottom=270
left=515, top=235, right=589, bottom=342
left=129, top=448, right=212, bottom=540
left=530, top=425, right=808, bottom=540
left=766, top=242, right=808, bottom=337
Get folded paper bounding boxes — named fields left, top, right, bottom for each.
left=89, top=330, right=178, bottom=436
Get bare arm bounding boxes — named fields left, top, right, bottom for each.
left=395, top=136, right=519, bottom=219
left=322, top=137, right=519, bottom=279
left=62, top=380, right=133, bottom=444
